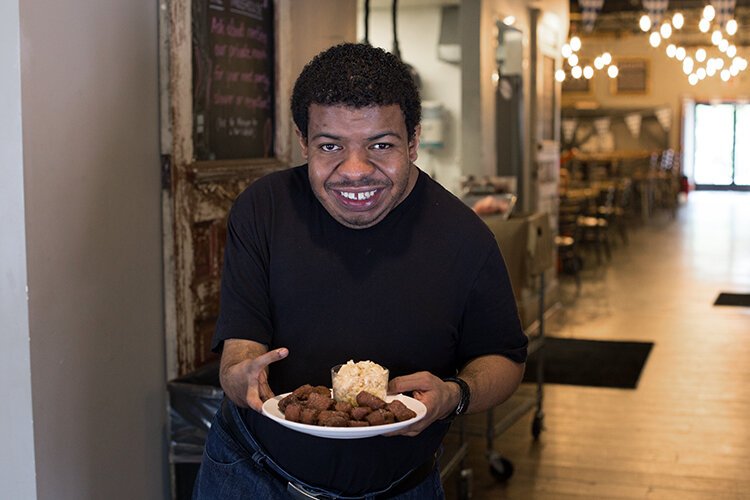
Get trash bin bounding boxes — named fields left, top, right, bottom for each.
left=167, top=361, right=223, bottom=500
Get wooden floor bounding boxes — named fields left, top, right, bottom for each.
left=444, top=191, right=750, bottom=500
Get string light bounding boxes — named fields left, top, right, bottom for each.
left=660, top=23, right=672, bottom=39
left=639, top=14, right=652, bottom=32
left=556, top=38, right=617, bottom=83
left=703, top=5, right=715, bottom=22
left=671, top=12, right=684, bottom=30
left=726, top=19, right=738, bottom=36
left=636, top=2, right=748, bottom=86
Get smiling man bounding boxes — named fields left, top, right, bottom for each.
left=193, top=43, right=528, bottom=500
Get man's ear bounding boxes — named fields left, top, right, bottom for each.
left=408, top=124, right=421, bottom=162
left=295, top=127, right=309, bottom=158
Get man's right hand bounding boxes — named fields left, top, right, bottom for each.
left=219, top=339, right=289, bottom=412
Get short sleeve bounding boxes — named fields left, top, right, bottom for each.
left=211, top=190, right=274, bottom=352
left=457, top=243, right=528, bottom=366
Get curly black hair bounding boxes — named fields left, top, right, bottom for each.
left=291, top=43, right=421, bottom=141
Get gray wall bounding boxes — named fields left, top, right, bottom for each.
left=13, top=0, right=166, bottom=498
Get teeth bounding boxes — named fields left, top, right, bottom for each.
left=340, top=190, right=376, bottom=201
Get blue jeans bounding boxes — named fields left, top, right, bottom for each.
left=192, top=402, right=445, bottom=500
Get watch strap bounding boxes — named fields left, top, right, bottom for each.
left=443, top=376, right=471, bottom=416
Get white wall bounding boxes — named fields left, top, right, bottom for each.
left=363, top=2, right=464, bottom=193
left=0, top=1, right=37, bottom=498
left=361, top=0, right=568, bottom=196
left=17, top=0, right=166, bottom=498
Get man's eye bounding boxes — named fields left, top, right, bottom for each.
left=320, top=144, right=341, bottom=152
left=371, top=143, right=392, bottom=150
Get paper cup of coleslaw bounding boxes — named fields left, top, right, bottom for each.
left=331, top=360, right=389, bottom=406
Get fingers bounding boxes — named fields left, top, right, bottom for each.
left=243, top=347, right=289, bottom=412
left=388, top=371, right=438, bottom=395
left=252, top=347, right=289, bottom=371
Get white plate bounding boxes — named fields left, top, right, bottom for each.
left=262, top=393, right=426, bottom=439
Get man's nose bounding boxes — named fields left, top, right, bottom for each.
left=337, top=148, right=375, bottom=179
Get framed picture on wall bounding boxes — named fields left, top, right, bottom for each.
left=613, top=59, right=649, bottom=94
left=562, top=64, right=591, bottom=94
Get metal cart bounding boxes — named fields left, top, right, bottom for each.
left=477, top=212, right=557, bottom=483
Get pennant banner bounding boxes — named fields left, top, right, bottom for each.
left=655, top=107, right=672, bottom=131
left=594, top=117, right=611, bottom=137
left=642, top=0, right=669, bottom=26
left=562, top=119, right=578, bottom=143
left=578, top=0, right=605, bottom=32
left=624, top=113, right=642, bottom=138
left=712, top=0, right=736, bottom=27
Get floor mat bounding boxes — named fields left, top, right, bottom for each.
left=714, top=292, right=750, bottom=307
left=523, top=337, right=653, bottom=389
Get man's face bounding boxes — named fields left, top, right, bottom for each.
left=298, top=103, right=420, bottom=229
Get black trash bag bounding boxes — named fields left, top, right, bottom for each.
left=168, top=361, right=223, bottom=463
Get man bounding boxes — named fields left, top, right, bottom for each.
left=193, top=43, right=527, bottom=499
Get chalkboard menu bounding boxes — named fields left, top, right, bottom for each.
left=192, top=0, right=274, bottom=161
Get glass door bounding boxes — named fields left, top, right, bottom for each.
left=693, top=103, right=750, bottom=189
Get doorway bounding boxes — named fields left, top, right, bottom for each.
left=692, top=102, right=750, bottom=190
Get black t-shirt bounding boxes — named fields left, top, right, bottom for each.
left=213, top=165, right=527, bottom=494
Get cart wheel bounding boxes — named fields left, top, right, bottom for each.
left=488, top=453, right=514, bottom=483
left=532, top=414, right=544, bottom=440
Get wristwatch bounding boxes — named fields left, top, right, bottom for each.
left=443, top=376, right=471, bottom=417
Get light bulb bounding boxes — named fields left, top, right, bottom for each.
left=666, top=44, right=677, bottom=58
left=649, top=31, right=662, bottom=47
left=601, top=52, right=612, bottom=65
left=571, top=65, right=583, bottom=79
left=696, top=48, right=706, bottom=62
left=639, top=14, right=652, bottom=32
left=721, top=69, right=730, bottom=81
left=660, top=23, right=672, bottom=39
left=676, top=47, right=686, bottom=61
left=697, top=68, right=707, bottom=79
left=570, top=36, right=582, bottom=52
left=703, top=5, right=716, bottom=22
left=672, top=12, right=684, bottom=30
left=719, top=39, right=729, bottom=52
left=734, top=57, right=748, bottom=71
left=715, top=57, right=725, bottom=69
left=730, top=65, right=740, bottom=76
left=568, top=54, right=579, bottom=67
left=727, top=45, right=737, bottom=58
left=688, top=73, right=699, bottom=86
left=683, top=57, right=694, bottom=74
left=706, top=64, right=717, bottom=77
left=594, top=56, right=604, bottom=70
left=699, top=18, right=711, bottom=33
left=562, top=44, right=572, bottom=58
left=712, top=30, right=722, bottom=45
left=583, top=66, right=594, bottom=79
left=726, top=19, right=738, bottom=36
left=555, top=69, right=566, bottom=82
left=607, top=65, right=619, bottom=78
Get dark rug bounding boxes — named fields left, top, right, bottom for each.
left=523, top=337, right=653, bottom=389
left=714, top=292, right=750, bottom=307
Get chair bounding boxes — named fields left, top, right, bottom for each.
left=575, top=190, right=612, bottom=265
left=556, top=197, right=583, bottom=288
